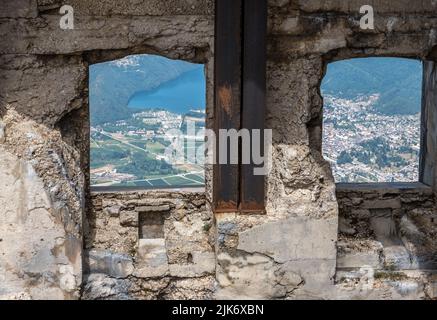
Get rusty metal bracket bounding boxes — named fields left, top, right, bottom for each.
left=213, top=0, right=267, bottom=214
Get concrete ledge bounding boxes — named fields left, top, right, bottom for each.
left=336, top=182, right=433, bottom=194
left=91, top=186, right=205, bottom=194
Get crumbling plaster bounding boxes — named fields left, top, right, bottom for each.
left=0, top=0, right=214, bottom=299
left=0, top=0, right=436, bottom=300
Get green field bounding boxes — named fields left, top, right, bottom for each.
left=184, top=173, right=204, bottom=183
left=91, top=132, right=179, bottom=181
left=91, top=129, right=206, bottom=188
left=165, top=176, right=200, bottom=186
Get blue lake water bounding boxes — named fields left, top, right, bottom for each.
left=127, top=67, right=206, bottom=113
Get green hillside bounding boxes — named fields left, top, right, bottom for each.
left=322, top=57, right=423, bottom=115
left=89, top=54, right=199, bottom=125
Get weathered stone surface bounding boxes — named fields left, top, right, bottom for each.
left=337, top=185, right=437, bottom=276
left=82, top=274, right=133, bottom=300
left=119, top=211, right=138, bottom=227
left=65, top=0, right=214, bottom=16
left=86, top=191, right=214, bottom=298
left=338, top=217, right=357, bottom=236
left=298, top=0, right=437, bottom=13
left=335, top=270, right=429, bottom=300
left=159, top=276, right=215, bottom=300
left=136, top=205, right=171, bottom=212
left=237, top=217, right=337, bottom=263
left=0, top=120, right=4, bottom=143
left=0, top=16, right=214, bottom=56
left=134, top=239, right=169, bottom=278
left=88, top=249, right=134, bottom=279
left=0, top=55, right=86, bottom=126
left=337, top=240, right=383, bottom=269
left=169, top=252, right=215, bottom=278
left=0, top=146, right=80, bottom=299
left=383, top=246, right=414, bottom=270
left=104, top=205, right=121, bottom=217
left=426, top=278, right=437, bottom=299
left=282, top=259, right=337, bottom=299
left=216, top=253, right=303, bottom=299
left=363, top=199, right=402, bottom=209
left=0, top=0, right=37, bottom=18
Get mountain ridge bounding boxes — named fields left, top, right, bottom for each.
left=322, top=57, right=423, bottom=115
left=89, top=55, right=202, bottom=125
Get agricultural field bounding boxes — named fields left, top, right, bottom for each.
left=90, top=116, right=205, bottom=188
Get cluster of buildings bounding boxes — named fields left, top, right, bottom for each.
left=133, top=109, right=183, bottom=133
left=322, top=94, right=421, bottom=183
left=90, top=107, right=207, bottom=186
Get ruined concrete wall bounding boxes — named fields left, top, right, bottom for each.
left=215, top=0, right=437, bottom=300
left=0, top=55, right=86, bottom=299
left=1, top=0, right=437, bottom=300
left=215, top=56, right=339, bottom=299
left=83, top=191, right=215, bottom=300
left=336, top=184, right=437, bottom=299
left=0, top=0, right=213, bottom=299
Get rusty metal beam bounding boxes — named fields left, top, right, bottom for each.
left=239, top=0, right=267, bottom=213
left=213, top=0, right=242, bottom=212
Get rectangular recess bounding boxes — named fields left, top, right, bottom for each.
left=213, top=0, right=242, bottom=212
left=139, top=213, right=165, bottom=239
left=239, top=0, right=267, bottom=213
